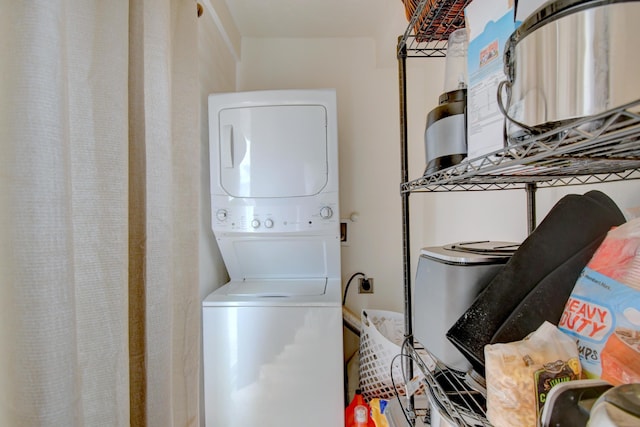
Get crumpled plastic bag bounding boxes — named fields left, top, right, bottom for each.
left=586, top=217, right=640, bottom=289
left=559, top=217, right=640, bottom=384
left=485, top=321, right=581, bottom=427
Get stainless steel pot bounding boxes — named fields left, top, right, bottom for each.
left=499, top=0, right=640, bottom=140
left=588, top=383, right=640, bottom=426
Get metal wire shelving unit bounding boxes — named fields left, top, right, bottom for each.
left=395, top=0, right=640, bottom=426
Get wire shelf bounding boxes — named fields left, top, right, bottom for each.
left=395, top=341, right=491, bottom=427
left=401, top=100, right=640, bottom=193
left=398, top=0, right=472, bottom=58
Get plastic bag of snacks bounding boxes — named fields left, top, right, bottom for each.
left=485, top=321, right=581, bottom=427
left=558, top=217, right=640, bottom=384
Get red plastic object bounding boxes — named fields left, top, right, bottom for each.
left=345, top=389, right=376, bottom=427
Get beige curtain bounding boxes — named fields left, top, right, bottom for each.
left=0, top=1, right=200, bottom=426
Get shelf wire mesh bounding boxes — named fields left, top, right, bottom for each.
left=398, top=0, right=471, bottom=58
left=392, top=339, right=492, bottom=426
left=401, top=100, right=640, bottom=192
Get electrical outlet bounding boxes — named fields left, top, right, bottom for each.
left=340, top=221, right=348, bottom=246
left=359, top=277, right=374, bottom=294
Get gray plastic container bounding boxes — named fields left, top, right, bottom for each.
left=413, top=241, right=517, bottom=371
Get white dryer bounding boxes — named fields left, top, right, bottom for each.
left=202, top=89, right=344, bottom=427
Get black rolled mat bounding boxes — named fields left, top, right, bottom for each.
left=445, top=190, right=626, bottom=376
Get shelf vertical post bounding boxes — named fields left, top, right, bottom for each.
left=398, top=36, right=416, bottom=425
left=526, top=183, right=537, bottom=234
left=398, top=39, right=412, bottom=346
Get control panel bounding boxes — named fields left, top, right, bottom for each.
left=212, top=196, right=339, bottom=234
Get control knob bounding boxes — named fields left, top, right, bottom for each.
left=264, top=219, right=274, bottom=228
left=320, top=206, right=333, bottom=219
left=216, top=209, right=228, bottom=221
left=251, top=219, right=260, bottom=229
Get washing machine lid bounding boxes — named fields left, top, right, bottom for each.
left=203, top=278, right=342, bottom=307
left=225, top=278, right=327, bottom=297
left=420, top=240, right=519, bottom=265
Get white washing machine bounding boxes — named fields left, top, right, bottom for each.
left=202, top=89, right=344, bottom=427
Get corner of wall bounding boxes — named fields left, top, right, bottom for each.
left=373, top=1, right=410, bottom=69
left=201, top=0, right=241, bottom=62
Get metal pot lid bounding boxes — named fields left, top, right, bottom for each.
left=446, top=240, right=519, bottom=254
left=598, top=384, right=640, bottom=418
left=503, top=0, right=638, bottom=79
left=589, top=383, right=640, bottom=425
left=511, top=0, right=636, bottom=45
left=420, top=240, right=519, bottom=264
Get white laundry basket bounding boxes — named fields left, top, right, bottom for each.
left=359, top=309, right=410, bottom=401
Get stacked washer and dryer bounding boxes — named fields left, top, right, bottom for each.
left=202, top=89, right=344, bottom=427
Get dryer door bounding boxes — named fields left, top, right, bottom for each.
left=216, top=104, right=328, bottom=198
